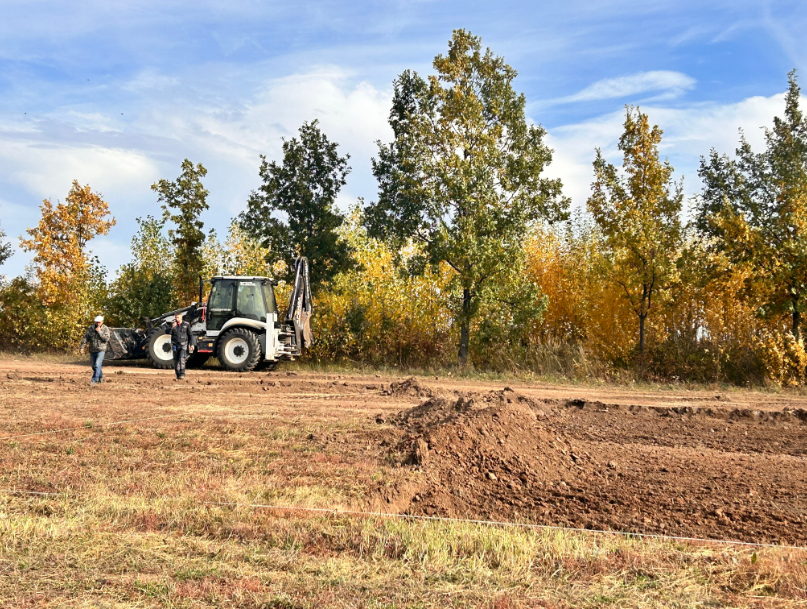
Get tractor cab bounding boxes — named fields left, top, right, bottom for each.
left=205, top=277, right=277, bottom=331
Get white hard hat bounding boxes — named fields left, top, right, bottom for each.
left=94, top=315, right=104, bottom=322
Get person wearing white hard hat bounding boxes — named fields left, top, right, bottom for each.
left=79, top=315, right=111, bottom=385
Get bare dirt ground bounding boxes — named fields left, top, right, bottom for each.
left=3, top=358, right=807, bottom=544
left=2, top=357, right=807, bottom=607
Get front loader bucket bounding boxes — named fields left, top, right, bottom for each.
left=107, top=328, right=148, bottom=360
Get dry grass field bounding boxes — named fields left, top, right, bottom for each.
left=2, top=356, right=807, bottom=608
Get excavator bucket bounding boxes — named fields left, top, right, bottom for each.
left=286, top=257, right=314, bottom=349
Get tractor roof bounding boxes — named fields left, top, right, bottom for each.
left=211, top=276, right=277, bottom=284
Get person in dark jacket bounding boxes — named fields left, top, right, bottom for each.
left=80, top=315, right=111, bottom=385
left=166, top=313, right=196, bottom=380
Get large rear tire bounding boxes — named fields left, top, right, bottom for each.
left=146, top=328, right=174, bottom=369
left=217, top=328, right=261, bottom=372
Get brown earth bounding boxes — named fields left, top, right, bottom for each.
left=385, top=385, right=807, bottom=546
left=2, top=359, right=807, bottom=548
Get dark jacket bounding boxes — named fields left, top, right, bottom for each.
left=80, top=324, right=111, bottom=353
left=165, top=321, right=196, bottom=348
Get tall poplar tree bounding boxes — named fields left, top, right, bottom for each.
left=364, top=29, right=568, bottom=364
left=587, top=107, right=683, bottom=357
left=697, top=70, right=807, bottom=338
left=152, top=159, right=209, bottom=304
left=240, top=120, right=351, bottom=285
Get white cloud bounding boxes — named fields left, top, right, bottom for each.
left=551, top=71, right=697, bottom=105
left=0, top=140, right=160, bottom=200
left=541, top=91, right=793, bottom=211
left=131, top=67, right=393, bottom=215
left=0, top=68, right=393, bottom=278
left=762, top=2, right=807, bottom=68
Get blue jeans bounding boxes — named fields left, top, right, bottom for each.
left=90, top=351, right=105, bottom=383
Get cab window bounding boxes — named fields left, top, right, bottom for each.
left=236, top=282, right=268, bottom=322
left=262, top=282, right=277, bottom=314
left=207, top=279, right=236, bottom=331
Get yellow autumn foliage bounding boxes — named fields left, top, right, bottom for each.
left=1, top=181, right=114, bottom=350
left=309, top=213, right=455, bottom=366
left=2, top=178, right=807, bottom=387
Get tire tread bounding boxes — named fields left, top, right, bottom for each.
left=217, top=328, right=261, bottom=372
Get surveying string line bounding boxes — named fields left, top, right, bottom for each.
left=0, top=404, right=296, bottom=442
left=0, top=411, right=306, bottom=442
left=1, top=488, right=804, bottom=552
left=0, top=489, right=60, bottom=497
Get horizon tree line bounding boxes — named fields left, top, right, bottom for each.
left=0, top=30, right=805, bottom=383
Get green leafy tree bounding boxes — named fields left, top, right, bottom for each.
left=587, top=106, right=684, bottom=357
left=105, top=216, right=175, bottom=326
left=0, top=274, right=46, bottom=350
left=697, top=70, right=807, bottom=338
left=153, top=159, right=209, bottom=304
left=364, top=29, right=568, bottom=364
left=240, top=120, right=351, bottom=285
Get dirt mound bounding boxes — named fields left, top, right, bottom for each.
left=393, top=388, right=552, bottom=430
left=383, top=377, right=434, bottom=398
left=484, top=387, right=554, bottom=415
left=378, top=388, right=807, bottom=545
left=388, top=389, right=579, bottom=519
left=565, top=397, right=807, bottom=427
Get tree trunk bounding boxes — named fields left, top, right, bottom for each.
left=793, top=308, right=801, bottom=341
left=639, top=313, right=647, bottom=357
left=458, top=288, right=471, bottom=365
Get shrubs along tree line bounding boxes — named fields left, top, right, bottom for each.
left=0, top=30, right=805, bottom=385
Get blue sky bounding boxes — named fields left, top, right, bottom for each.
left=1, top=0, right=806, bottom=278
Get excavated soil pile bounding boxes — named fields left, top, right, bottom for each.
left=391, top=389, right=585, bottom=519
left=383, top=377, right=434, bottom=398
left=388, top=389, right=807, bottom=545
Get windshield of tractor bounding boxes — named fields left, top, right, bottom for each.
left=236, top=282, right=268, bottom=322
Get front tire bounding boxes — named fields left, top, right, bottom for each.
left=217, top=328, right=261, bottom=372
left=146, top=328, right=174, bottom=369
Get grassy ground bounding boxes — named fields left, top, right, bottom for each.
left=5, top=492, right=806, bottom=608
left=1, top=357, right=806, bottom=607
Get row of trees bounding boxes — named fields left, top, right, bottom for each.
left=0, top=30, right=806, bottom=385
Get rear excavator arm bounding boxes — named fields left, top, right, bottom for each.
left=285, top=257, right=313, bottom=350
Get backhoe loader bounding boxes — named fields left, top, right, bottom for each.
left=107, top=257, right=313, bottom=372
